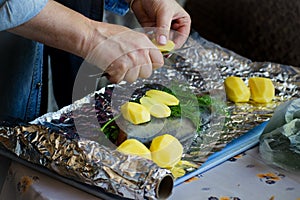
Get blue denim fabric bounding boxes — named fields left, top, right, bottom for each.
left=0, top=0, right=48, bottom=31
left=0, top=32, right=43, bottom=121
left=0, top=0, right=126, bottom=121
left=0, top=0, right=47, bottom=121
left=105, top=0, right=129, bottom=16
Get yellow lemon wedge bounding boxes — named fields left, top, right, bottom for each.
left=152, top=39, right=175, bottom=53
left=145, top=89, right=179, bottom=106
left=249, top=77, right=275, bottom=103
left=120, top=102, right=151, bottom=125
left=224, top=76, right=250, bottom=103
left=140, top=96, right=171, bottom=118
left=117, top=139, right=152, bottom=160
left=150, top=134, right=183, bottom=168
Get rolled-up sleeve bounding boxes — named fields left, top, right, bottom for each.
left=0, top=0, right=48, bottom=31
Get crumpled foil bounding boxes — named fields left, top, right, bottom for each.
left=178, top=32, right=300, bottom=163
left=0, top=31, right=299, bottom=199
left=0, top=120, right=173, bottom=200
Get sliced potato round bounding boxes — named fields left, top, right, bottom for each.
left=145, top=89, right=179, bottom=106
left=117, top=139, right=152, bottom=160
left=140, top=96, right=171, bottom=118
left=249, top=77, right=275, bottom=103
left=150, top=134, right=183, bottom=168
left=224, top=76, right=250, bottom=103
left=120, top=102, right=151, bottom=125
left=152, top=39, right=175, bottom=52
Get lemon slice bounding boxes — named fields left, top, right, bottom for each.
left=120, top=102, right=151, bottom=125
left=140, top=96, right=171, bottom=118
left=117, top=139, right=152, bottom=160
left=152, top=39, right=175, bottom=53
left=150, top=134, right=183, bottom=168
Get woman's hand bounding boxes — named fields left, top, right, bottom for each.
left=129, top=0, right=191, bottom=47
left=10, top=0, right=164, bottom=84
left=85, top=22, right=164, bottom=83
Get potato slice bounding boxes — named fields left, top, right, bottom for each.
left=152, top=39, right=175, bottom=52
left=224, top=76, right=250, bottom=103
left=120, top=102, right=151, bottom=125
left=145, top=89, right=179, bottom=106
left=249, top=77, right=275, bottom=103
left=140, top=96, right=171, bottom=118
left=117, top=139, right=152, bottom=160
left=150, top=134, right=183, bottom=168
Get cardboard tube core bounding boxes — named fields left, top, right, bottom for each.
left=156, top=174, right=174, bottom=199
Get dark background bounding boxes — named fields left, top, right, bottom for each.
left=184, top=0, right=300, bottom=67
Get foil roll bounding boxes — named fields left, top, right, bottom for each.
left=0, top=121, right=173, bottom=200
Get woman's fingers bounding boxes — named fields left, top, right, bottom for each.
left=85, top=26, right=164, bottom=84
left=149, top=48, right=164, bottom=70
left=104, top=47, right=163, bottom=83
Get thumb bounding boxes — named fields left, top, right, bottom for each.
left=155, top=11, right=173, bottom=45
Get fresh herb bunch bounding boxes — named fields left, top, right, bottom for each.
left=100, top=115, right=120, bottom=141
left=99, top=83, right=226, bottom=144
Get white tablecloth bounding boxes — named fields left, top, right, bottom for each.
left=1, top=146, right=299, bottom=200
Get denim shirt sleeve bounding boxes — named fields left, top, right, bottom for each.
left=0, top=32, right=43, bottom=122
left=0, top=0, right=48, bottom=31
left=104, top=0, right=129, bottom=16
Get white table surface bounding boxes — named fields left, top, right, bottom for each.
left=1, top=146, right=299, bottom=200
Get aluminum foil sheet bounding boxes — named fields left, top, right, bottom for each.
left=0, top=31, right=299, bottom=199
left=0, top=120, right=173, bottom=200
left=125, top=31, right=300, bottom=164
